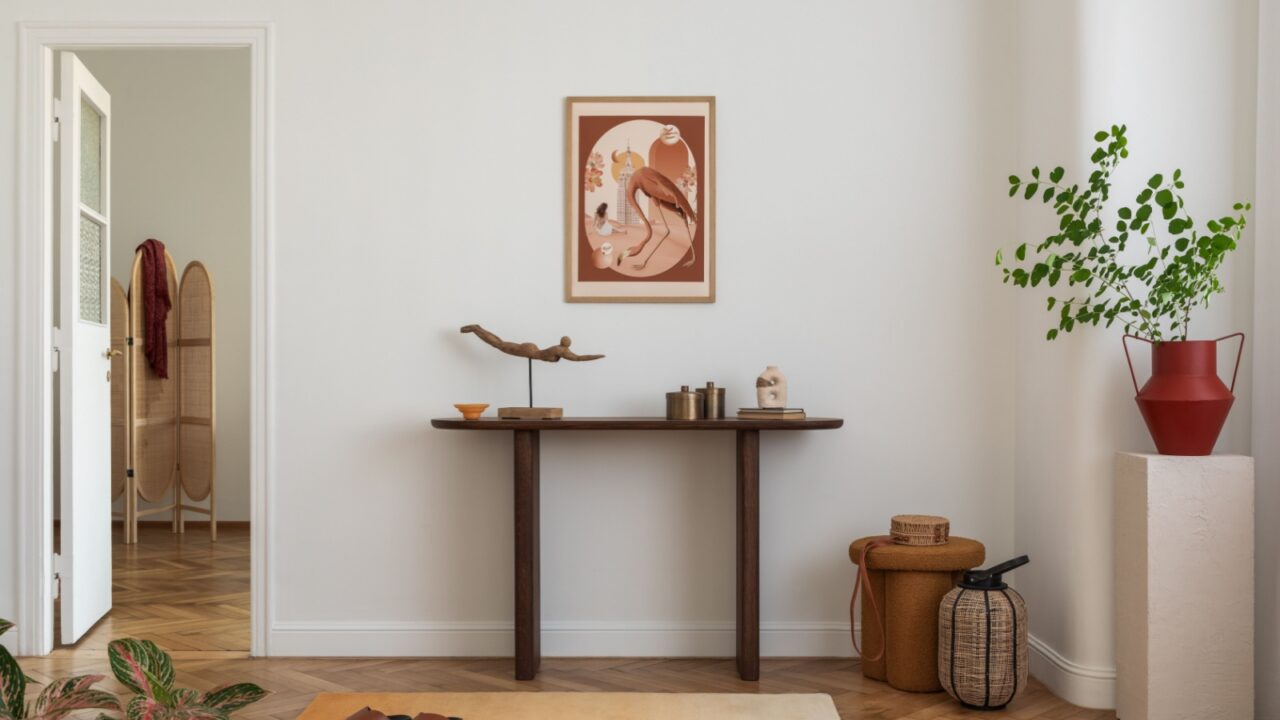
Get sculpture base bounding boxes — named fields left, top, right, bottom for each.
left=499, top=407, right=564, bottom=420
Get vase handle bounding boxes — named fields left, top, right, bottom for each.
left=1121, top=334, right=1152, bottom=396
left=1213, top=332, right=1246, bottom=394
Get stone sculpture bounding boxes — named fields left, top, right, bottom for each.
left=756, top=366, right=787, bottom=408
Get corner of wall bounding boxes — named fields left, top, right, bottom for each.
left=1028, top=634, right=1117, bottom=709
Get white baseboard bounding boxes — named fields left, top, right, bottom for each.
left=1028, top=633, right=1116, bottom=709
left=269, top=620, right=857, bottom=659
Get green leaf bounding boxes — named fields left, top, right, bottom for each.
left=166, top=707, right=231, bottom=720
left=1162, top=203, right=1177, bottom=220
left=1155, top=189, right=1174, bottom=207
left=995, top=248, right=1003, bottom=265
left=1008, top=185, right=1018, bottom=197
left=1070, top=268, right=1091, bottom=283
left=30, top=675, right=120, bottom=720
left=1009, top=175, right=1021, bottom=185
left=1147, top=173, right=1164, bottom=189
left=1046, top=297, right=1056, bottom=311
left=200, top=683, right=269, bottom=714
left=1094, top=131, right=1108, bottom=142
left=1118, top=207, right=1132, bottom=219
left=1031, top=263, right=1049, bottom=287
left=1015, top=244, right=1027, bottom=261
left=127, top=695, right=160, bottom=720
left=1168, top=218, right=1186, bottom=234
left=1024, top=182, right=1039, bottom=200
left=1031, top=166, right=1040, bottom=179
left=1050, top=166, right=1065, bottom=183
left=0, top=645, right=26, bottom=718
left=109, top=639, right=176, bottom=698
left=1047, top=328, right=1060, bottom=341
left=128, top=696, right=233, bottom=720
left=0, top=621, right=12, bottom=639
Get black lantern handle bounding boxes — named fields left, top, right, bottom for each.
left=963, top=555, right=1030, bottom=589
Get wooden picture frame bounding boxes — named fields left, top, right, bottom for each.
left=565, top=96, right=715, bottom=303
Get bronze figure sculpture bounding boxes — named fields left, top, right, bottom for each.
left=460, top=324, right=604, bottom=362
left=459, top=324, right=604, bottom=419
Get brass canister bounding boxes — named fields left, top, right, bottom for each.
left=697, top=381, right=726, bottom=419
left=666, top=385, right=705, bottom=420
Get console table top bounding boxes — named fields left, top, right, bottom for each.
left=431, top=416, right=844, bottom=431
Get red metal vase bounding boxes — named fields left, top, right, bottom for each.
left=1122, top=333, right=1245, bottom=456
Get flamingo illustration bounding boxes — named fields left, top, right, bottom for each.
left=617, top=166, right=698, bottom=270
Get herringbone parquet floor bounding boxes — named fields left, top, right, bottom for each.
left=21, top=526, right=1113, bottom=719
left=57, top=524, right=252, bottom=654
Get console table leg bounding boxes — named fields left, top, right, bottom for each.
left=736, top=429, right=760, bottom=681
left=513, top=429, right=541, bottom=680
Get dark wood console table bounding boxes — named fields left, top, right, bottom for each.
left=430, top=416, right=844, bottom=681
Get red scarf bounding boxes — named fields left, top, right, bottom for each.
left=136, top=239, right=171, bottom=378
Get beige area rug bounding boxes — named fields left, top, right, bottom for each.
left=298, top=692, right=839, bottom=719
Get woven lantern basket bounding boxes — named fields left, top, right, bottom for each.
left=890, top=514, right=950, bottom=546
left=938, top=556, right=1030, bottom=711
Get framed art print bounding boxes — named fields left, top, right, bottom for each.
left=566, top=96, right=715, bottom=302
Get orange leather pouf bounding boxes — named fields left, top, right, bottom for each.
left=848, top=536, right=985, bottom=692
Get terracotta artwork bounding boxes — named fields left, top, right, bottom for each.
left=566, top=97, right=715, bottom=302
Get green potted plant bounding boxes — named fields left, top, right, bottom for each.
left=996, top=124, right=1251, bottom=455
left=0, top=618, right=267, bottom=719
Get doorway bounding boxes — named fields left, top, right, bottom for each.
left=15, top=25, right=272, bottom=658
left=50, top=47, right=252, bottom=653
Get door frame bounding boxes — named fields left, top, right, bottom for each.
left=15, top=22, right=275, bottom=657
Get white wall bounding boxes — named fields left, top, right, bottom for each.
left=1252, top=1, right=1279, bottom=717
left=74, top=48, right=252, bottom=522
left=1, top=0, right=1018, bottom=655
left=1, top=2, right=1267, bottom=699
left=1012, top=0, right=1258, bottom=709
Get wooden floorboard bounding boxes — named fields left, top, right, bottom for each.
left=20, top=525, right=1112, bottom=719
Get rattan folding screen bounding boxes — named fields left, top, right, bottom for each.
left=176, top=263, right=217, bottom=537
left=110, top=248, right=217, bottom=544
left=110, top=279, right=129, bottom=519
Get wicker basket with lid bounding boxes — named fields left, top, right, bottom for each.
left=891, top=514, right=950, bottom=546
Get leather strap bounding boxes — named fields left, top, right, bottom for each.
left=850, top=536, right=895, bottom=662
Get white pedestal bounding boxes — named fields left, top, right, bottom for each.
left=1115, top=453, right=1254, bottom=720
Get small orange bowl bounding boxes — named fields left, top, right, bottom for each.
left=453, top=403, right=489, bottom=420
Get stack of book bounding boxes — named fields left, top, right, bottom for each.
left=736, top=407, right=806, bottom=420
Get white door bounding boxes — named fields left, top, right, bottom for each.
left=57, top=51, right=113, bottom=644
